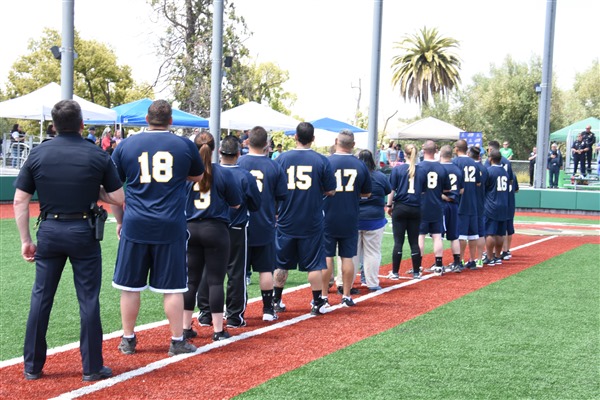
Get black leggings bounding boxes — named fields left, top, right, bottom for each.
left=185, top=219, right=230, bottom=313
left=391, top=203, right=422, bottom=273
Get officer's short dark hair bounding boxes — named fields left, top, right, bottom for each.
left=147, top=100, right=172, bottom=126
left=51, top=100, right=83, bottom=133
left=296, top=122, right=314, bottom=145
left=220, top=135, right=240, bottom=156
left=249, top=126, right=268, bottom=148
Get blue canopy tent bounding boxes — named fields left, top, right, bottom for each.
left=285, top=117, right=368, bottom=148
left=87, top=98, right=209, bottom=128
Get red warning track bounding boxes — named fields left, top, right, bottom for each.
left=1, top=234, right=597, bottom=399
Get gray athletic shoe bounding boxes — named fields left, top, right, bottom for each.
left=273, top=300, right=286, bottom=312
left=168, top=339, right=197, bottom=356
left=118, top=336, right=137, bottom=355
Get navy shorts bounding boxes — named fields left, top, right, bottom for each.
left=113, top=237, right=188, bottom=293
left=247, top=242, right=275, bottom=273
left=442, top=202, right=459, bottom=241
left=275, top=230, right=327, bottom=272
left=458, top=214, right=479, bottom=240
left=324, top=231, right=359, bottom=258
left=478, top=214, right=486, bottom=237
left=484, top=218, right=507, bottom=237
left=419, top=219, right=444, bottom=235
left=506, top=218, right=515, bottom=235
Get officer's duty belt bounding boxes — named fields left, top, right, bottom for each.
left=42, top=212, right=90, bottom=220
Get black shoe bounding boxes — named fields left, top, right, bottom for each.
left=336, top=286, right=359, bottom=295
left=24, top=370, right=43, bottom=380
left=82, top=366, right=113, bottom=382
left=197, top=312, right=212, bottom=327
left=212, top=330, right=231, bottom=341
left=183, top=326, right=197, bottom=340
left=226, top=319, right=247, bottom=328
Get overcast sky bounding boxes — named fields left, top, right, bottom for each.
left=1, top=0, right=598, bottom=130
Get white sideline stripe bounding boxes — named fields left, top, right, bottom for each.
left=47, top=276, right=434, bottom=400
left=0, top=283, right=311, bottom=369
left=9, top=235, right=558, bottom=399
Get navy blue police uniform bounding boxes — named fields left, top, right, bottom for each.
left=15, top=132, right=122, bottom=377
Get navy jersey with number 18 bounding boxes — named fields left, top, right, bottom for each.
left=111, top=131, right=204, bottom=244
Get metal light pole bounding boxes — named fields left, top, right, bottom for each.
left=367, top=0, right=383, bottom=154
left=209, top=0, right=224, bottom=163
left=60, top=0, right=75, bottom=99
left=534, top=0, right=557, bottom=188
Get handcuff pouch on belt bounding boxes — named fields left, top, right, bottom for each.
left=89, top=203, right=108, bottom=241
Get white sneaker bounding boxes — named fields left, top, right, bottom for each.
left=387, top=272, right=400, bottom=280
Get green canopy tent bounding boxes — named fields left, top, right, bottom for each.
left=549, top=117, right=599, bottom=142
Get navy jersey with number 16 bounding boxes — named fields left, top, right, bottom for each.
left=275, top=149, right=336, bottom=238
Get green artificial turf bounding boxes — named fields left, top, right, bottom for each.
left=236, top=245, right=600, bottom=399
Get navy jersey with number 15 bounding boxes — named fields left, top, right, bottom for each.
left=275, top=149, right=336, bottom=238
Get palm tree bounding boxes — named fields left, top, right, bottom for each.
left=391, top=27, right=461, bottom=107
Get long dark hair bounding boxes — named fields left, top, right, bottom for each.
left=194, top=132, right=214, bottom=193
left=357, top=149, right=376, bottom=172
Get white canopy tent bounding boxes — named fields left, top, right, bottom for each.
left=0, top=82, right=117, bottom=123
left=388, top=116, right=464, bottom=141
left=312, top=129, right=369, bottom=149
left=219, top=102, right=300, bottom=131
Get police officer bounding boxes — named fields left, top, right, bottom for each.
left=571, top=133, right=588, bottom=176
left=547, top=143, right=562, bottom=188
left=13, top=99, right=124, bottom=381
left=581, top=125, right=596, bottom=175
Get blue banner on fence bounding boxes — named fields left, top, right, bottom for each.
left=459, top=132, right=483, bottom=148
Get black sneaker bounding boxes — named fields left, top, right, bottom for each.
left=197, top=312, right=212, bottom=327
left=226, top=320, right=247, bottom=328
left=494, top=257, right=503, bottom=265
left=482, top=256, right=495, bottom=266
left=465, top=261, right=477, bottom=270
left=262, top=308, right=278, bottom=322
left=502, top=251, right=512, bottom=260
left=341, top=297, right=356, bottom=307
left=168, top=339, right=197, bottom=356
left=311, top=298, right=329, bottom=315
left=212, top=331, right=231, bottom=341
left=82, top=366, right=112, bottom=382
left=183, top=326, right=197, bottom=340
left=118, top=335, right=137, bottom=355
left=24, top=370, right=43, bottom=380
left=336, top=286, right=359, bottom=295
left=273, top=300, right=286, bottom=312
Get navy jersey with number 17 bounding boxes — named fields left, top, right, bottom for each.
left=275, top=149, right=336, bottom=238
left=323, top=153, right=372, bottom=238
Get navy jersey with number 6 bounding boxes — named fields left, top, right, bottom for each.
left=484, top=165, right=509, bottom=221
left=323, top=153, right=372, bottom=238
left=238, top=154, right=288, bottom=246
left=418, top=160, right=451, bottom=222
left=275, top=149, right=336, bottom=238
left=111, top=131, right=204, bottom=243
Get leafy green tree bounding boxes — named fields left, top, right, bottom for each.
left=391, top=26, right=461, bottom=107
left=451, top=56, right=565, bottom=159
left=150, top=0, right=295, bottom=116
left=5, top=28, right=151, bottom=108
left=225, top=61, right=296, bottom=114
left=571, top=59, right=600, bottom=118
